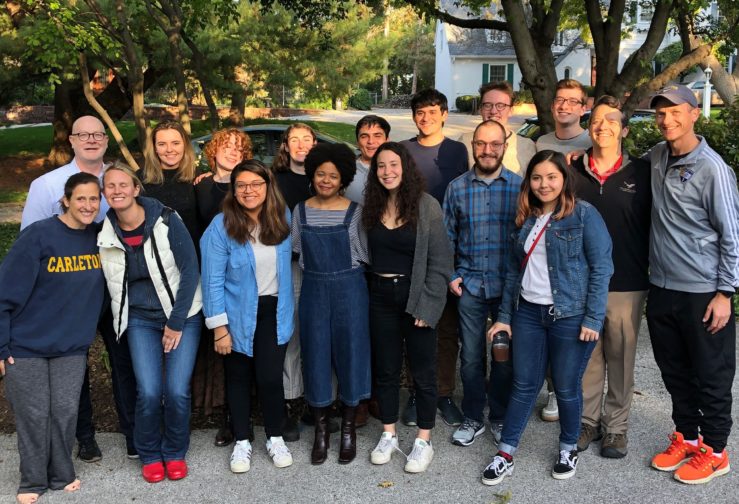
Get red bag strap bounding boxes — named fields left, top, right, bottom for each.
left=521, top=215, right=551, bottom=269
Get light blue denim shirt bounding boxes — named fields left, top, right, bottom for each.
left=200, top=212, right=294, bottom=357
left=498, top=200, right=614, bottom=332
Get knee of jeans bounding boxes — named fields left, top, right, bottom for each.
left=511, top=377, right=540, bottom=398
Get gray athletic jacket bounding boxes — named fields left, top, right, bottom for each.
left=648, top=136, right=739, bottom=293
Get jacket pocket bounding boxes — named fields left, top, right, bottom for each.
left=554, top=227, right=583, bottom=257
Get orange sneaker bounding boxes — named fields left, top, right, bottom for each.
left=674, top=444, right=730, bottom=484
left=651, top=432, right=699, bottom=471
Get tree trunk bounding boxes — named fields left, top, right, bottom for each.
left=49, top=81, right=76, bottom=167
left=229, top=88, right=246, bottom=126
left=181, top=31, right=219, bottom=132
left=411, top=59, right=418, bottom=95
left=79, top=53, right=140, bottom=170
left=382, top=11, right=390, bottom=101
left=706, top=59, right=738, bottom=104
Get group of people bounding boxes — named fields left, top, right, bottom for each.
left=1, top=79, right=737, bottom=503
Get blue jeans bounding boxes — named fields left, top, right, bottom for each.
left=458, top=289, right=512, bottom=423
left=127, top=315, right=201, bottom=464
left=499, top=300, right=595, bottom=456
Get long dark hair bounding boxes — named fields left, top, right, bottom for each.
left=270, top=123, right=316, bottom=173
left=516, top=150, right=576, bottom=227
left=222, top=160, right=289, bottom=245
left=362, top=142, right=424, bottom=229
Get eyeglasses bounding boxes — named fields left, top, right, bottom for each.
left=481, top=102, right=511, bottom=112
left=553, top=97, right=584, bottom=107
left=473, top=141, right=506, bottom=151
left=235, top=181, right=266, bottom=192
left=70, top=132, right=107, bottom=141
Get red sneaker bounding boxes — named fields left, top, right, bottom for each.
left=165, top=460, right=188, bottom=480
left=141, top=461, right=165, bottom=483
left=674, top=444, right=730, bottom=484
left=651, top=432, right=699, bottom=472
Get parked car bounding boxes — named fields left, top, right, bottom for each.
left=684, top=81, right=723, bottom=106
left=191, top=123, right=358, bottom=170
left=516, top=109, right=656, bottom=141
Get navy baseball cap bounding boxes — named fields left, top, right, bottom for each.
left=650, top=84, right=698, bottom=108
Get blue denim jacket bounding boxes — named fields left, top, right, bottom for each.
left=498, top=200, right=613, bottom=332
left=200, top=213, right=294, bottom=357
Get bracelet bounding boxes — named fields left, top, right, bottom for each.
left=214, top=332, right=230, bottom=342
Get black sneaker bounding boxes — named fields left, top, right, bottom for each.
left=78, top=438, right=102, bottom=463
left=482, top=453, right=514, bottom=486
left=282, top=415, right=300, bottom=443
left=401, top=394, right=417, bottom=427
left=437, top=396, right=463, bottom=426
left=552, top=449, right=579, bottom=480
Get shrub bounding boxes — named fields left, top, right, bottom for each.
left=348, top=88, right=372, bottom=111
left=514, top=88, right=534, bottom=104
left=625, top=96, right=739, bottom=179
left=455, top=95, right=477, bottom=112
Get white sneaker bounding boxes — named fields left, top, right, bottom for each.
left=266, top=436, right=293, bottom=468
left=404, top=438, right=434, bottom=473
left=371, top=432, right=399, bottom=465
left=230, top=440, right=252, bottom=473
left=541, top=392, right=559, bottom=422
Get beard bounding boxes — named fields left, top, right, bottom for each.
left=474, top=151, right=504, bottom=175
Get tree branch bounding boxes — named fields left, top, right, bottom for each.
left=405, top=0, right=509, bottom=31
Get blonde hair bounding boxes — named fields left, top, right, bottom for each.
left=143, top=121, right=197, bottom=184
left=103, top=161, right=144, bottom=190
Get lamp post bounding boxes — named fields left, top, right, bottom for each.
left=703, top=67, right=713, bottom=119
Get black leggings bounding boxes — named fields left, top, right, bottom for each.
left=224, top=296, right=287, bottom=440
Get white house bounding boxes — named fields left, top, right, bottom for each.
left=434, top=0, right=694, bottom=111
left=435, top=0, right=590, bottom=110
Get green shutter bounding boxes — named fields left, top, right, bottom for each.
left=507, top=64, right=514, bottom=84
left=482, top=63, right=489, bottom=84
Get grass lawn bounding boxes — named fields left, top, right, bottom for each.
left=0, top=119, right=356, bottom=157
left=0, top=189, right=27, bottom=203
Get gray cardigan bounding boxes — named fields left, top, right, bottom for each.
left=404, top=193, right=454, bottom=328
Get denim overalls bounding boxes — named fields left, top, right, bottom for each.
left=297, top=201, right=371, bottom=407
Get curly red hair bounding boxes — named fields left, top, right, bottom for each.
left=203, top=128, right=253, bottom=171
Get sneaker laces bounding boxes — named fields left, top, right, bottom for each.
left=558, top=450, right=575, bottom=466
left=662, top=436, right=684, bottom=456
left=485, top=454, right=508, bottom=473
left=232, top=441, right=251, bottom=461
left=459, top=418, right=479, bottom=432
left=269, top=440, right=290, bottom=459
left=603, top=433, right=622, bottom=444
left=406, top=441, right=428, bottom=463
left=684, top=448, right=712, bottom=469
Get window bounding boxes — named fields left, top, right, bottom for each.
left=564, top=67, right=571, bottom=79
left=489, top=65, right=506, bottom=82
left=485, top=29, right=506, bottom=44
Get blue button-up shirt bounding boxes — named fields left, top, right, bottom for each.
left=443, top=167, right=522, bottom=299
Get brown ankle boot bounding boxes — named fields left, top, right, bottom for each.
left=338, top=405, right=357, bottom=464
left=311, top=407, right=329, bottom=465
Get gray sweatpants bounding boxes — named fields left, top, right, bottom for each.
left=5, top=354, right=87, bottom=495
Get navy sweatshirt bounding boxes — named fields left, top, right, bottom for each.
left=0, top=217, right=104, bottom=359
left=105, top=196, right=199, bottom=331
left=401, top=137, right=469, bottom=204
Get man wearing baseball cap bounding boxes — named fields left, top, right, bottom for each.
left=646, top=83, right=739, bottom=484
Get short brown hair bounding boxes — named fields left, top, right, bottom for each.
left=479, top=81, right=514, bottom=105
left=203, top=128, right=253, bottom=171
left=555, top=79, right=587, bottom=103
left=590, top=95, right=627, bottom=128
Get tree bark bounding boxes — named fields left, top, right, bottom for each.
left=79, top=54, right=140, bottom=170
left=146, top=0, right=191, bottom=134
left=49, top=81, right=77, bottom=167
left=181, top=31, right=219, bottom=132
left=229, top=88, right=246, bottom=126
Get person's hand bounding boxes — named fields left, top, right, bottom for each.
left=162, top=326, right=183, bottom=353
left=414, top=319, right=429, bottom=328
left=449, top=278, right=463, bottom=297
left=193, top=172, right=213, bottom=185
left=0, top=356, right=14, bottom=378
left=487, top=322, right=511, bottom=342
left=566, top=149, right=586, bottom=165
left=579, top=326, right=600, bottom=342
left=703, top=293, right=732, bottom=334
left=214, top=327, right=232, bottom=355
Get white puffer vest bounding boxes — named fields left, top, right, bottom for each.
left=98, top=210, right=203, bottom=338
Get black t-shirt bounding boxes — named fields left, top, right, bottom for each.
left=368, top=222, right=415, bottom=276
left=195, top=177, right=230, bottom=229
left=572, top=153, right=651, bottom=292
left=143, top=169, right=199, bottom=242
left=275, top=170, right=311, bottom=211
